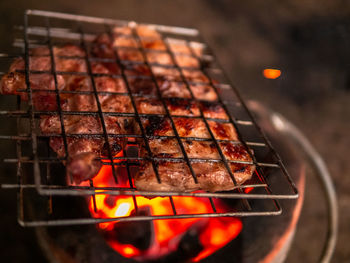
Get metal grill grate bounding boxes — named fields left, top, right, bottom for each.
left=0, top=10, right=298, bottom=226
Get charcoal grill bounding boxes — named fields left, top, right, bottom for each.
left=0, top=9, right=337, bottom=262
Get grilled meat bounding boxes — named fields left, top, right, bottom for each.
left=41, top=115, right=133, bottom=183
left=166, top=98, right=199, bottom=116
left=146, top=138, right=182, bottom=158
left=135, top=97, right=165, bottom=114
left=137, top=134, right=254, bottom=192
left=1, top=25, right=255, bottom=191
left=0, top=44, right=129, bottom=183
left=135, top=160, right=254, bottom=192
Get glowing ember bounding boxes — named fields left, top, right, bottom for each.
left=263, top=68, right=281, bottom=79
left=81, top=151, right=242, bottom=261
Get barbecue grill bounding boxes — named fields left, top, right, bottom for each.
left=0, top=10, right=337, bottom=263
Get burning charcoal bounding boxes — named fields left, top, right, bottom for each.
left=104, top=207, right=154, bottom=251
left=150, top=220, right=206, bottom=263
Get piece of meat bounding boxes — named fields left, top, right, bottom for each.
left=146, top=52, right=173, bottom=65
left=128, top=78, right=157, bottom=95
left=182, top=69, right=209, bottom=83
left=190, top=84, right=217, bottom=101
left=0, top=57, right=65, bottom=111
left=207, top=121, right=238, bottom=140
left=136, top=140, right=254, bottom=192
left=167, top=39, right=192, bottom=55
left=219, top=142, right=253, bottom=162
left=137, top=137, right=254, bottom=192
left=135, top=97, right=165, bottom=114
left=182, top=140, right=220, bottom=159
left=142, top=115, right=211, bottom=138
left=166, top=98, right=200, bottom=116
left=134, top=160, right=254, bottom=192
left=141, top=116, right=174, bottom=136
left=0, top=44, right=124, bottom=110
left=200, top=101, right=228, bottom=119
left=173, top=118, right=210, bottom=138
left=174, top=54, right=199, bottom=68
left=144, top=138, right=182, bottom=158
left=61, top=93, right=133, bottom=113
left=1, top=44, right=129, bottom=183
left=67, top=152, right=102, bottom=184
left=158, top=80, right=191, bottom=98
left=41, top=114, right=134, bottom=183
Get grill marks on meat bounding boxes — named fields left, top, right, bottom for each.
left=136, top=141, right=255, bottom=192
left=40, top=114, right=131, bottom=183
left=220, top=142, right=252, bottom=162
left=61, top=93, right=133, bottom=113
left=200, top=101, right=228, bottom=119
left=190, top=84, right=217, bottom=101
left=146, top=138, right=182, bottom=158
left=166, top=98, right=199, bottom=116
left=173, top=118, right=210, bottom=138
left=135, top=97, right=165, bottom=114
left=182, top=140, right=219, bottom=159
left=134, top=160, right=254, bottom=192
left=109, top=26, right=254, bottom=192
left=207, top=121, right=238, bottom=140
left=1, top=25, right=256, bottom=191
left=142, top=116, right=173, bottom=136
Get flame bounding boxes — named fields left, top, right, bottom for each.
left=263, top=68, right=281, bottom=79
left=83, top=151, right=242, bottom=261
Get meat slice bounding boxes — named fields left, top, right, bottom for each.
left=173, top=118, right=210, bottom=138
left=135, top=97, right=165, bottom=114
left=189, top=84, right=217, bottom=101
left=158, top=81, right=191, bottom=98
left=146, top=52, right=173, bottom=66
left=134, top=160, right=254, bottom=192
left=41, top=114, right=133, bottom=183
left=145, top=138, right=182, bottom=158
left=0, top=57, right=65, bottom=111
left=182, top=69, right=209, bottom=83
left=219, top=142, right=253, bottom=162
left=136, top=138, right=254, bottom=192
left=200, top=101, right=228, bottom=120
left=0, top=44, right=129, bottom=183
left=128, top=78, right=157, bottom=95
left=167, top=39, right=192, bottom=55
left=61, top=94, right=133, bottom=113
left=141, top=116, right=173, bottom=136
left=166, top=99, right=200, bottom=116
left=174, top=54, right=199, bottom=68
left=0, top=44, right=124, bottom=111
left=207, top=121, right=238, bottom=141
left=182, top=140, right=220, bottom=159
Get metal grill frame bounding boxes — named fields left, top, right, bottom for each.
left=0, top=10, right=299, bottom=226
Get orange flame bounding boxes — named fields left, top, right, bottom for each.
left=82, top=151, right=242, bottom=261
left=263, top=68, right=281, bottom=79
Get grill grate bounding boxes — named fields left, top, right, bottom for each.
left=0, top=10, right=298, bottom=226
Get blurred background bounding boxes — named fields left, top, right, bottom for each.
left=0, top=0, right=349, bottom=262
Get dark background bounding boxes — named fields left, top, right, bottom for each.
left=0, top=0, right=349, bottom=262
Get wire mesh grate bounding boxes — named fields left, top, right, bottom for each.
left=0, top=10, right=298, bottom=226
